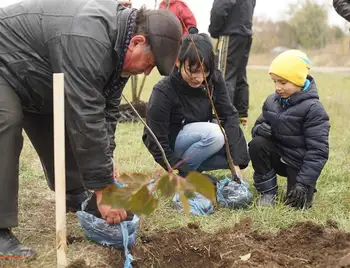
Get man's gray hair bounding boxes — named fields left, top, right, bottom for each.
left=133, top=6, right=150, bottom=36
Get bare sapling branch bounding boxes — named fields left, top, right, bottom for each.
left=122, top=93, right=172, bottom=171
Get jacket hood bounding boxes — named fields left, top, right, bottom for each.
left=274, top=75, right=319, bottom=106
left=113, top=6, right=136, bottom=62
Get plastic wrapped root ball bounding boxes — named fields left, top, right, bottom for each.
left=216, top=175, right=253, bottom=209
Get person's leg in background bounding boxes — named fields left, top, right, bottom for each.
left=23, top=113, right=91, bottom=212
left=234, top=36, right=253, bottom=127
left=0, top=76, right=36, bottom=257
left=197, top=146, right=228, bottom=171
left=174, top=122, right=225, bottom=172
left=248, top=136, right=287, bottom=206
left=225, top=35, right=247, bottom=112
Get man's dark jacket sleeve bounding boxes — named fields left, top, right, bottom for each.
left=213, top=71, right=250, bottom=169
left=333, top=0, right=350, bottom=22
left=105, top=89, right=122, bottom=157
left=48, top=34, right=114, bottom=190
left=143, top=87, right=192, bottom=174
left=209, top=0, right=236, bottom=38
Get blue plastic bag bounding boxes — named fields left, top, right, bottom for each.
left=76, top=209, right=139, bottom=249
left=216, top=175, right=253, bottom=209
left=172, top=192, right=214, bottom=215
left=76, top=181, right=139, bottom=268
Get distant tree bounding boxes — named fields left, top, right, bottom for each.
left=288, top=0, right=328, bottom=49
left=276, top=21, right=298, bottom=48
left=251, top=18, right=281, bottom=53
left=328, top=25, right=346, bottom=43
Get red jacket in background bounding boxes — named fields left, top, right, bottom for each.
left=159, top=0, right=197, bottom=35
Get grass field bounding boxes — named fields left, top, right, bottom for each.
left=1, top=69, right=350, bottom=267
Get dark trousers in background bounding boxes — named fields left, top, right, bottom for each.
left=217, top=35, right=252, bottom=118
left=0, top=76, right=84, bottom=228
left=248, top=136, right=315, bottom=202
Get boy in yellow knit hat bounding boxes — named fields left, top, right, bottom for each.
left=248, top=49, right=330, bottom=209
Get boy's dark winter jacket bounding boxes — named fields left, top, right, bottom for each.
left=142, top=69, right=250, bottom=174
left=252, top=76, right=330, bottom=187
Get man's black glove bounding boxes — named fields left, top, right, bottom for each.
left=254, top=122, right=272, bottom=138
left=285, top=183, right=309, bottom=209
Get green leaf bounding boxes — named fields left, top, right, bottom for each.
left=157, top=174, right=177, bottom=198
left=183, top=189, right=196, bottom=199
left=128, top=185, right=158, bottom=216
left=99, top=184, right=132, bottom=209
left=118, top=172, right=151, bottom=193
left=179, top=192, right=190, bottom=216
left=185, top=171, right=216, bottom=203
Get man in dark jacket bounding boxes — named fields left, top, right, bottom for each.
left=333, top=0, right=350, bottom=22
left=209, top=0, right=256, bottom=127
left=249, top=50, right=330, bottom=209
left=0, top=0, right=182, bottom=257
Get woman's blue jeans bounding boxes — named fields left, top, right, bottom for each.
left=174, top=122, right=229, bottom=172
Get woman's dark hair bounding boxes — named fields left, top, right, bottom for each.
left=178, top=33, right=216, bottom=75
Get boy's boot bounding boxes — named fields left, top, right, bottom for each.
left=0, top=228, right=36, bottom=257
left=253, top=170, right=278, bottom=207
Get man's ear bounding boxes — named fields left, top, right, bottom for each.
left=129, top=35, right=147, bottom=51
left=175, top=59, right=180, bottom=68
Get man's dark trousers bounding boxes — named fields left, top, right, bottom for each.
left=225, top=35, right=252, bottom=118
left=0, top=76, right=84, bottom=228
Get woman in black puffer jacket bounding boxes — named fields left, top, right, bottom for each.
left=142, top=33, right=250, bottom=176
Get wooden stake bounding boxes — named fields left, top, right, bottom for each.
left=53, top=73, right=68, bottom=267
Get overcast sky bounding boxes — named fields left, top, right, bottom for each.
left=1, top=0, right=348, bottom=33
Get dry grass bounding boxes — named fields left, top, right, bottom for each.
left=1, top=69, right=350, bottom=267
left=249, top=39, right=350, bottom=67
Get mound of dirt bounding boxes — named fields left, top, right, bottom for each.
left=130, top=218, right=350, bottom=268
left=118, top=102, right=147, bottom=123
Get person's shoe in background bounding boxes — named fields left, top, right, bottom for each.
left=0, top=228, right=36, bottom=258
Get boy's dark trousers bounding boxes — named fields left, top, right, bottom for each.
left=0, top=75, right=85, bottom=228
left=220, top=35, right=252, bottom=118
left=248, top=136, right=315, bottom=203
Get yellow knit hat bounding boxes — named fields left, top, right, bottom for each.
left=268, top=49, right=311, bottom=87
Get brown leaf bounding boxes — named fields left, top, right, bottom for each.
left=157, top=174, right=177, bottom=198
left=185, top=172, right=216, bottom=203
left=99, top=184, right=132, bottom=209
left=129, top=185, right=158, bottom=216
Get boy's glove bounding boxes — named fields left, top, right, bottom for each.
left=285, top=183, right=309, bottom=209
left=255, top=122, right=272, bottom=138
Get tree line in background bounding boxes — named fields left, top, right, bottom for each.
left=252, top=0, right=348, bottom=53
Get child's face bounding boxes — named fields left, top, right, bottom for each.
left=270, top=73, right=301, bottom=98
